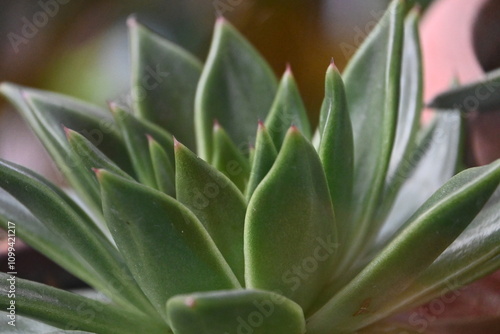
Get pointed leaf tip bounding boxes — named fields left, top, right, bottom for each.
left=62, top=125, right=72, bottom=138
left=145, top=134, right=154, bottom=143
left=126, top=15, right=138, bottom=28
left=258, top=119, right=265, bottom=129
left=213, top=119, right=221, bottom=130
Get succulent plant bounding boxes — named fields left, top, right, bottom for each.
left=1, top=0, right=499, bottom=333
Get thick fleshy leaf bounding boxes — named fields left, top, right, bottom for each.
left=167, top=290, right=305, bottom=334
left=0, top=313, right=96, bottom=334
left=195, top=18, right=278, bottom=161
left=381, top=184, right=500, bottom=315
left=338, top=0, right=406, bottom=270
left=112, top=104, right=174, bottom=188
left=360, top=9, right=424, bottom=253
left=428, top=68, right=500, bottom=112
left=265, top=67, right=311, bottom=149
left=0, top=188, right=102, bottom=291
left=66, top=128, right=133, bottom=181
left=0, top=83, right=134, bottom=214
left=175, top=140, right=246, bottom=284
left=148, top=136, right=176, bottom=197
left=384, top=9, right=423, bottom=199
left=0, top=160, right=152, bottom=313
left=245, top=127, right=337, bottom=312
left=306, top=161, right=500, bottom=334
left=376, top=111, right=464, bottom=246
left=246, top=122, right=278, bottom=201
left=129, top=17, right=202, bottom=149
left=318, top=62, right=354, bottom=244
left=211, top=122, right=251, bottom=193
left=98, top=170, right=241, bottom=315
left=0, top=274, right=169, bottom=334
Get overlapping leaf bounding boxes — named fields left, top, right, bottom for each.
left=245, top=127, right=337, bottom=312
left=98, top=170, right=241, bottom=315
left=129, top=17, right=202, bottom=149
left=195, top=18, right=277, bottom=161
left=167, top=290, right=305, bottom=334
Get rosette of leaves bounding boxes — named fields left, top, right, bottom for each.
left=0, top=1, right=499, bottom=333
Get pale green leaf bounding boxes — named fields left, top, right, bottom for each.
left=0, top=83, right=134, bottom=215
left=129, top=17, right=202, bottom=149
left=265, top=68, right=311, bottom=149
left=167, top=290, right=305, bottom=334
left=306, top=161, right=500, bottom=334
left=98, top=170, right=241, bottom=316
left=112, top=104, right=174, bottom=188
left=338, top=0, right=406, bottom=270
left=195, top=18, right=278, bottom=161
left=318, top=62, right=354, bottom=245
left=245, top=127, right=337, bottom=312
left=211, top=122, right=251, bottom=193
left=0, top=274, right=169, bottom=334
left=148, top=136, right=176, bottom=197
left=175, top=140, right=246, bottom=284
left=246, top=122, right=277, bottom=201
left=0, top=160, right=152, bottom=313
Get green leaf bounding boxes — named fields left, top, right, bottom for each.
left=318, top=62, right=354, bottom=245
left=98, top=170, right=241, bottom=316
left=129, top=17, right=202, bottom=150
left=428, top=68, right=500, bottom=112
left=246, top=122, right=278, bottom=201
left=0, top=160, right=152, bottom=313
left=175, top=140, right=246, bottom=285
left=211, top=122, right=251, bottom=193
left=167, top=289, right=305, bottom=334
left=148, top=136, right=176, bottom=197
left=195, top=18, right=278, bottom=161
left=0, top=313, right=96, bottom=333
left=0, top=83, right=134, bottom=215
left=383, top=8, right=423, bottom=199
left=0, top=189, right=102, bottom=292
left=112, top=104, right=174, bottom=189
left=380, top=183, right=500, bottom=315
left=0, top=274, right=170, bottom=334
left=265, top=67, right=311, bottom=149
left=338, top=0, right=406, bottom=270
left=245, top=127, right=337, bottom=312
left=66, top=128, right=133, bottom=181
left=377, top=111, right=464, bottom=246
left=362, top=8, right=424, bottom=252
left=306, top=161, right=500, bottom=334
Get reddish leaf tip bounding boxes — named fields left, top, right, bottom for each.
left=126, top=15, right=138, bottom=28
left=185, top=297, right=196, bottom=308
left=285, top=63, right=292, bottom=74
left=213, top=119, right=221, bottom=130
left=146, top=134, right=154, bottom=143
left=257, top=119, right=265, bottom=129
left=62, top=125, right=72, bottom=138
left=173, top=136, right=182, bottom=150
left=92, top=168, right=103, bottom=178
